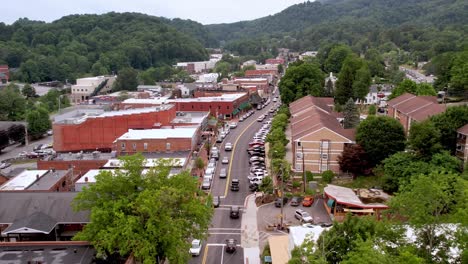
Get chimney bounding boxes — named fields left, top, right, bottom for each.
left=84, top=177, right=88, bottom=182
left=36, top=174, right=39, bottom=179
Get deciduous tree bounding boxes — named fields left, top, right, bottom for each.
left=356, top=116, right=406, bottom=167
left=26, top=106, right=51, bottom=139
left=430, top=105, right=468, bottom=154
left=408, top=120, right=442, bottom=160
left=113, top=67, right=138, bottom=91
left=338, top=144, right=370, bottom=177
left=73, top=154, right=213, bottom=263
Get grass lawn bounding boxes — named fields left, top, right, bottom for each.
left=338, top=175, right=383, bottom=189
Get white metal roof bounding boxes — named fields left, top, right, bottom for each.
left=0, top=170, right=49, bottom=190
left=97, top=105, right=173, bottom=118
left=122, top=97, right=170, bottom=105
left=103, top=158, right=185, bottom=168
left=116, top=127, right=197, bottom=140
left=324, top=184, right=388, bottom=209
left=168, top=93, right=246, bottom=103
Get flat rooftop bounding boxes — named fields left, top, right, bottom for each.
left=122, top=96, right=170, bottom=105
left=169, top=93, right=247, bottom=103
left=0, top=170, right=49, bottom=191
left=52, top=152, right=113, bottom=161
left=77, top=167, right=182, bottom=184
left=116, top=127, right=197, bottom=141
left=172, top=111, right=209, bottom=125
left=0, top=244, right=95, bottom=264
left=27, top=170, right=68, bottom=191
left=103, top=157, right=186, bottom=169
left=55, top=105, right=174, bottom=125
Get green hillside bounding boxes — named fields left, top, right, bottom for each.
left=0, top=12, right=211, bottom=83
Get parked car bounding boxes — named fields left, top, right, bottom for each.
left=0, top=162, right=11, bottom=169
left=213, top=196, right=220, bottom=208
left=302, top=196, right=314, bottom=207
left=230, top=206, right=240, bottom=219
left=290, top=197, right=302, bottom=206
left=295, top=209, right=313, bottom=223
left=201, top=178, right=211, bottom=190
left=219, top=168, right=227, bottom=178
left=224, top=142, right=233, bottom=151
left=249, top=183, right=259, bottom=192
left=274, top=197, right=289, bottom=207
left=204, top=168, right=214, bottom=180
left=230, top=179, right=239, bottom=191
left=229, top=122, right=238, bottom=129
left=211, top=151, right=219, bottom=161
left=189, top=239, right=202, bottom=256
left=216, top=136, right=223, bottom=143
left=33, top=144, right=43, bottom=151
left=249, top=177, right=263, bottom=185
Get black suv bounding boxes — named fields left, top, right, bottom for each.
left=230, top=206, right=240, bottom=219
left=230, top=179, right=240, bottom=191
left=274, top=197, right=289, bottom=207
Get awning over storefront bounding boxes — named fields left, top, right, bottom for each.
left=239, top=101, right=250, bottom=110
left=232, top=108, right=240, bottom=116
left=327, top=199, right=335, bottom=208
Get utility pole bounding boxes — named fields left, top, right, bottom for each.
left=280, top=164, right=284, bottom=230
left=302, top=145, right=306, bottom=193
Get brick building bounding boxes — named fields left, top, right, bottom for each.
left=456, top=124, right=468, bottom=163
left=289, top=96, right=355, bottom=174
left=265, top=58, right=285, bottom=65
left=0, top=65, right=9, bottom=84
left=53, top=105, right=176, bottom=152
left=113, top=127, right=199, bottom=155
left=386, top=93, right=446, bottom=135
left=0, top=169, right=74, bottom=192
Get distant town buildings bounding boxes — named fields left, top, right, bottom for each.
left=386, top=93, right=446, bottom=135
left=0, top=65, right=9, bottom=84
left=299, top=51, right=318, bottom=60
left=71, top=75, right=116, bottom=103
left=355, top=84, right=393, bottom=106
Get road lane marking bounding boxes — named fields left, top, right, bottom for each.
left=206, top=243, right=241, bottom=247
left=201, top=242, right=209, bottom=264
left=220, top=245, right=225, bottom=264
left=209, top=228, right=242, bottom=231
left=224, top=118, right=261, bottom=197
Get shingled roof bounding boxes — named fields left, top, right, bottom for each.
left=458, top=124, right=468, bottom=135
left=387, top=93, right=445, bottom=121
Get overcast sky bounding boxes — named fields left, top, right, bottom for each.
left=1, top=0, right=308, bottom=25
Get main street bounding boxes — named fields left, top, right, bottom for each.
left=189, top=100, right=275, bottom=264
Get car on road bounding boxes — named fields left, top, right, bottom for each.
left=230, top=179, right=239, bottom=191
left=224, top=142, right=233, bottom=151
left=239, top=116, right=244, bottom=122
left=216, top=136, right=223, bottom=143
left=189, top=239, right=202, bottom=256
left=230, top=206, right=240, bottom=219
left=219, top=168, right=227, bottom=178
left=249, top=177, right=263, bottom=185
left=222, top=156, right=229, bottom=164
left=290, top=197, right=302, bottom=206
left=207, top=161, right=216, bottom=170
left=229, top=122, right=238, bottom=129
left=47, top=129, right=53, bottom=136
left=302, top=196, right=314, bottom=207
left=295, top=209, right=313, bottom=223
left=0, top=162, right=11, bottom=169
left=33, top=144, right=43, bottom=151
left=211, top=151, right=219, bottom=161
left=204, top=168, right=214, bottom=180
left=201, top=178, right=211, bottom=190
left=257, top=116, right=264, bottom=122
left=226, top=239, right=237, bottom=253
left=213, top=196, right=220, bottom=208
left=274, top=197, right=289, bottom=207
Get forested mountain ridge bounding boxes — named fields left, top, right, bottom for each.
left=208, top=0, right=467, bottom=60
left=0, top=12, right=210, bottom=83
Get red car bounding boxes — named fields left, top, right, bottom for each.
left=302, top=196, right=314, bottom=207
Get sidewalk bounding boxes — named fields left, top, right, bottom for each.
left=241, top=194, right=261, bottom=264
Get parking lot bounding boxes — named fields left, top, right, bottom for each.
left=256, top=196, right=332, bottom=248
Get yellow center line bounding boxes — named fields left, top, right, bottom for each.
left=224, top=117, right=262, bottom=197
left=201, top=243, right=209, bottom=264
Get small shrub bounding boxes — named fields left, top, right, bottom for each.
left=322, top=170, right=335, bottom=183
left=292, top=181, right=302, bottom=188
left=305, top=171, right=314, bottom=182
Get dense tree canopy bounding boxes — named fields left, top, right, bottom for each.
left=26, top=106, right=51, bottom=139
left=0, top=13, right=209, bottom=83
left=356, top=116, right=406, bottom=167
left=389, top=79, right=437, bottom=100
left=73, top=154, right=213, bottom=263
left=430, top=105, right=468, bottom=154
left=279, top=61, right=325, bottom=104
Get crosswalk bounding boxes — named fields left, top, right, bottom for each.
left=208, top=227, right=241, bottom=236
